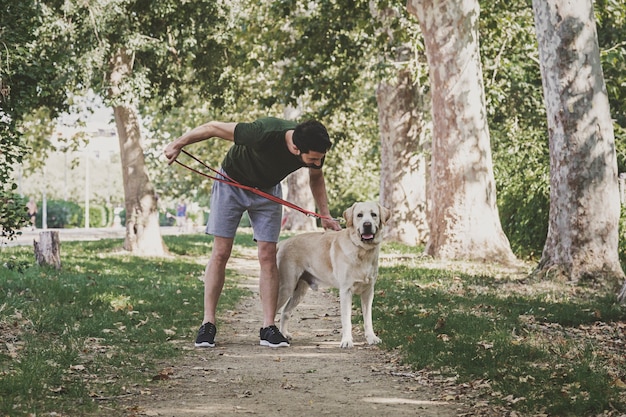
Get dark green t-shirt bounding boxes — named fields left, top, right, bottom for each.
left=221, top=117, right=305, bottom=189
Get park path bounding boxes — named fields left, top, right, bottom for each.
left=2, top=226, right=188, bottom=247
left=118, top=249, right=468, bottom=417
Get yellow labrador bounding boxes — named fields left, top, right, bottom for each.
left=276, top=201, right=391, bottom=348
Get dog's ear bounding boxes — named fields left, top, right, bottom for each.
left=378, top=204, right=391, bottom=225
left=343, top=203, right=355, bottom=228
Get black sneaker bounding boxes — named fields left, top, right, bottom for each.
left=195, top=322, right=216, bottom=347
left=259, top=325, right=290, bottom=348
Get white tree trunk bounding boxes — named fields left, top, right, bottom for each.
left=407, top=0, right=516, bottom=263
left=282, top=169, right=317, bottom=231
left=281, top=105, right=317, bottom=231
left=532, top=0, right=625, bottom=292
left=377, top=70, right=428, bottom=245
left=109, top=50, right=166, bottom=257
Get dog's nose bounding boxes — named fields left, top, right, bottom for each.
left=363, top=222, right=372, bottom=231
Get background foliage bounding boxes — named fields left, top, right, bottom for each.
left=3, top=0, right=626, bottom=261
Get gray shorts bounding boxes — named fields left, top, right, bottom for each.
left=205, top=169, right=283, bottom=242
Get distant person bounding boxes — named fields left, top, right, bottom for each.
left=176, top=201, right=187, bottom=232
left=164, top=117, right=341, bottom=349
left=26, top=197, right=37, bottom=230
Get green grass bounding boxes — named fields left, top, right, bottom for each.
left=1, top=235, right=625, bottom=416
left=0, top=234, right=251, bottom=416
left=374, top=253, right=626, bottom=416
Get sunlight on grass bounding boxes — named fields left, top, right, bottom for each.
left=0, top=235, right=250, bottom=416
left=1, top=237, right=624, bottom=416
left=375, top=255, right=626, bottom=416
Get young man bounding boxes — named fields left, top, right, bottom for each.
left=26, top=197, right=37, bottom=230
left=164, top=117, right=341, bottom=348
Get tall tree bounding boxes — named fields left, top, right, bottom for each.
left=108, top=50, right=163, bottom=255
left=281, top=106, right=317, bottom=231
left=377, top=69, right=428, bottom=244
left=1, top=0, right=77, bottom=240
left=371, top=2, right=430, bottom=246
left=406, top=0, right=516, bottom=263
left=33, top=0, right=232, bottom=255
left=531, top=0, right=626, bottom=295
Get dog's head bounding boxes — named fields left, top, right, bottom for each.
left=343, top=202, right=391, bottom=245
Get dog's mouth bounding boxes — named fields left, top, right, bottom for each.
left=360, top=223, right=376, bottom=242
left=360, top=233, right=375, bottom=242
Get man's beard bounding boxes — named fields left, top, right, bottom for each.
left=297, top=154, right=322, bottom=168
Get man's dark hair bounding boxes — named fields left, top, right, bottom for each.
left=293, top=120, right=332, bottom=154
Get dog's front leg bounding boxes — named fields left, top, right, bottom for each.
left=339, top=286, right=354, bottom=348
left=361, top=287, right=381, bottom=345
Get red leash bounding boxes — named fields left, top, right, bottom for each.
left=174, top=150, right=338, bottom=222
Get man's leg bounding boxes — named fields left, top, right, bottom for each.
left=257, top=240, right=289, bottom=347
left=202, top=236, right=234, bottom=326
left=257, top=241, right=279, bottom=327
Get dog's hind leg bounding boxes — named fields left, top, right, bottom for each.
left=279, top=273, right=312, bottom=340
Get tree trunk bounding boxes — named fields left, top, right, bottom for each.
left=406, top=0, right=516, bottom=264
left=282, top=169, right=317, bottom=231
left=281, top=105, right=317, bottom=232
left=109, top=49, right=166, bottom=256
left=33, top=230, right=61, bottom=269
left=532, top=0, right=625, bottom=293
left=377, top=70, right=428, bottom=245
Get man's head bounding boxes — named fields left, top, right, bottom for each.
left=293, top=120, right=332, bottom=154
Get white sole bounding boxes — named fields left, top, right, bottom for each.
left=195, top=342, right=215, bottom=348
left=259, top=340, right=290, bottom=348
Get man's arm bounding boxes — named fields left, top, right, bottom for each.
left=309, top=169, right=342, bottom=231
left=164, top=121, right=237, bottom=165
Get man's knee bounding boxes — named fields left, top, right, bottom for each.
left=257, top=242, right=277, bottom=266
left=210, top=237, right=234, bottom=266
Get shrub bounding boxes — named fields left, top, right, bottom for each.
left=42, top=200, right=82, bottom=228
left=0, top=191, right=27, bottom=240
left=86, top=204, right=107, bottom=228
left=159, top=211, right=175, bottom=227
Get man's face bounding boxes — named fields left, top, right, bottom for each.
left=298, top=150, right=326, bottom=168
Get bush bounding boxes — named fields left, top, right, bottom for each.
left=102, top=205, right=112, bottom=227
left=0, top=191, right=27, bottom=239
left=86, top=204, right=107, bottom=228
left=493, top=127, right=550, bottom=260
left=159, top=211, right=175, bottom=227
left=41, top=200, right=82, bottom=228
left=618, top=207, right=626, bottom=269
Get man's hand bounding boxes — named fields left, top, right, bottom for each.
left=164, top=142, right=182, bottom=165
left=321, top=217, right=342, bottom=231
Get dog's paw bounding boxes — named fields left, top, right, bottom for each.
left=366, top=334, right=381, bottom=345
left=339, top=338, right=354, bottom=348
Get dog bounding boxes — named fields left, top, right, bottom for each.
left=276, top=201, right=391, bottom=348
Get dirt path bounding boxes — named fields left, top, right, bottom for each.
left=121, top=252, right=468, bottom=417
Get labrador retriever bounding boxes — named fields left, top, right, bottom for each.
left=276, top=201, right=391, bottom=348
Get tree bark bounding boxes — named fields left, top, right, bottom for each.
left=406, top=0, right=516, bottom=264
left=282, top=169, right=317, bottom=231
left=33, top=230, right=61, bottom=269
left=532, top=0, right=625, bottom=292
left=377, top=70, right=428, bottom=245
left=109, top=49, right=166, bottom=256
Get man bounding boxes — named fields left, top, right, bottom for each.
left=26, top=197, right=37, bottom=230
left=175, top=201, right=187, bottom=232
left=164, top=117, right=341, bottom=348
